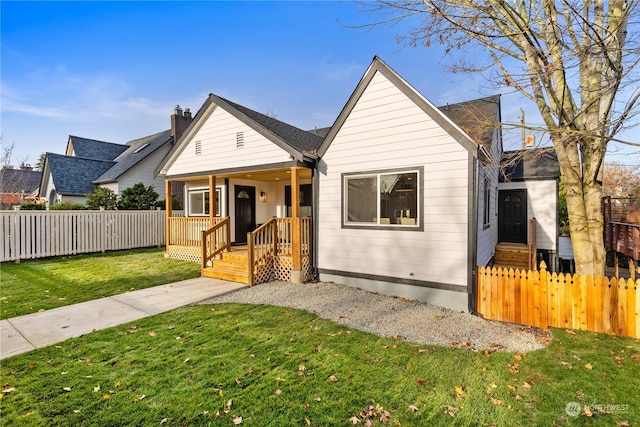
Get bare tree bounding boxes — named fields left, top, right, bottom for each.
left=361, top=0, right=640, bottom=275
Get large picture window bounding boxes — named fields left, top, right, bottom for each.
left=343, top=168, right=422, bottom=229
left=188, top=187, right=223, bottom=217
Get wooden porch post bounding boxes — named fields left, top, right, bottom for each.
left=291, top=167, right=303, bottom=283
left=165, top=179, right=172, bottom=257
left=209, top=175, right=216, bottom=227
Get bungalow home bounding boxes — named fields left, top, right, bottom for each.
left=158, top=56, right=558, bottom=312
left=158, top=57, right=502, bottom=310
left=39, top=108, right=193, bottom=207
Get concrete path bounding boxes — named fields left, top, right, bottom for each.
left=1, top=277, right=247, bottom=360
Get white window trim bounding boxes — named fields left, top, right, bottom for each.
left=342, top=167, right=423, bottom=231
left=187, top=186, right=225, bottom=217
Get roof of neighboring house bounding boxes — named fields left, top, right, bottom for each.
left=0, top=168, right=42, bottom=194
left=438, top=95, right=501, bottom=150
left=46, top=153, right=115, bottom=195
left=500, top=149, right=561, bottom=181
left=93, top=130, right=172, bottom=184
left=67, top=135, right=128, bottom=161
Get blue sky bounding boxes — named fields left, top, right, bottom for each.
left=2, top=1, right=638, bottom=167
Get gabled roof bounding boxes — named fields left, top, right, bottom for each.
left=0, top=168, right=42, bottom=194
left=438, top=95, right=501, bottom=150
left=67, top=136, right=127, bottom=161
left=93, top=130, right=172, bottom=184
left=158, top=94, right=323, bottom=175
left=317, top=56, right=495, bottom=158
left=46, top=153, right=115, bottom=195
left=500, top=149, right=560, bottom=182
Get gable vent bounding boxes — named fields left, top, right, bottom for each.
left=195, top=141, right=202, bottom=156
left=236, top=132, right=245, bottom=149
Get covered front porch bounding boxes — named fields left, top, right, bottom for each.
left=164, top=166, right=314, bottom=286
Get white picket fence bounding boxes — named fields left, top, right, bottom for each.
left=0, top=209, right=167, bottom=262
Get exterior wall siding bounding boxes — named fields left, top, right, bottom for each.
left=166, top=107, right=292, bottom=177
left=115, top=145, right=171, bottom=200
left=499, top=180, right=558, bottom=251
left=318, top=71, right=471, bottom=308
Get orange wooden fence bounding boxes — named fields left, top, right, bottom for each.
left=476, top=262, right=640, bottom=338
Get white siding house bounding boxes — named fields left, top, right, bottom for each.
left=157, top=56, right=512, bottom=312
left=315, top=57, right=502, bottom=311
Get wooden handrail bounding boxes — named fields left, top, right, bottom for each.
left=201, top=217, right=231, bottom=269
left=528, top=217, right=537, bottom=270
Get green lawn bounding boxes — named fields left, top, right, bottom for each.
left=0, top=248, right=201, bottom=319
left=1, top=303, right=638, bottom=426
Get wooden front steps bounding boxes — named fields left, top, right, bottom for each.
left=493, top=243, right=530, bottom=270
left=202, top=248, right=250, bottom=284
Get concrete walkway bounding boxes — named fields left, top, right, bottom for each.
left=0, top=277, right=247, bottom=360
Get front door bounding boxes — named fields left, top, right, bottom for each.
left=234, top=186, right=255, bottom=245
left=498, top=189, right=527, bottom=244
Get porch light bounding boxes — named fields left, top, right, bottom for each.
left=260, top=191, right=268, bottom=203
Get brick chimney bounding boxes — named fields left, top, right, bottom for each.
left=171, top=105, right=193, bottom=145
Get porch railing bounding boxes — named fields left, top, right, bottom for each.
left=247, top=217, right=312, bottom=286
left=201, top=217, right=231, bottom=269
left=168, top=217, right=210, bottom=246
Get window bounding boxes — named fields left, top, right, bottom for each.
left=343, top=168, right=422, bottom=229
left=188, top=187, right=223, bottom=216
left=483, top=179, right=491, bottom=228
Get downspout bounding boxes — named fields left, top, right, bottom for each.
left=312, top=160, right=320, bottom=280
left=468, top=155, right=480, bottom=314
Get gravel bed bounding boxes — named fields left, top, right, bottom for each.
left=202, top=281, right=551, bottom=353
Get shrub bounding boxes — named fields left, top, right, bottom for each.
left=86, top=187, right=117, bottom=210
left=19, top=201, right=46, bottom=210
left=155, top=197, right=181, bottom=210
left=49, top=201, right=86, bottom=210
left=118, top=183, right=159, bottom=210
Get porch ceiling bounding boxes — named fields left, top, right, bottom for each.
left=173, top=167, right=312, bottom=183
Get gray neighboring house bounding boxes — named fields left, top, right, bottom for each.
left=40, top=130, right=174, bottom=206
left=0, top=164, right=42, bottom=209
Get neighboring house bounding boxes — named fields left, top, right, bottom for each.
left=158, top=56, right=558, bottom=312
left=0, top=164, right=42, bottom=209
left=39, top=109, right=192, bottom=206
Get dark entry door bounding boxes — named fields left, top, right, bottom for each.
left=234, top=186, right=255, bottom=245
left=498, top=190, right=527, bottom=244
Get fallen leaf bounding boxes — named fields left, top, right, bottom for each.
left=305, top=418, right=311, bottom=425
left=408, top=404, right=418, bottom=413
left=275, top=389, right=282, bottom=395
left=148, top=331, right=157, bottom=337
left=160, top=418, right=168, bottom=424
left=514, top=353, right=523, bottom=361
left=585, top=363, right=593, bottom=370
left=490, top=396, right=502, bottom=406
left=454, top=385, right=465, bottom=399
left=583, top=406, right=593, bottom=417
left=350, top=416, right=360, bottom=424
left=93, top=385, right=100, bottom=392
left=523, top=382, right=532, bottom=389
left=2, top=387, right=15, bottom=393
left=102, top=394, right=110, bottom=400
left=507, top=385, right=516, bottom=392
left=445, top=405, right=458, bottom=417
left=233, top=416, right=243, bottom=425
left=329, top=375, right=338, bottom=383
left=115, top=381, right=121, bottom=387
left=616, top=421, right=630, bottom=426
left=63, top=387, right=72, bottom=392
left=566, top=329, right=576, bottom=335
left=133, top=394, right=146, bottom=403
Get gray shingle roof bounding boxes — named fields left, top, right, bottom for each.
left=0, top=168, right=42, bottom=194
left=68, top=136, right=127, bottom=161
left=47, top=153, right=115, bottom=195
left=94, top=130, right=171, bottom=184
left=214, top=96, right=324, bottom=153
left=500, top=149, right=560, bottom=181
left=438, top=95, right=501, bottom=149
